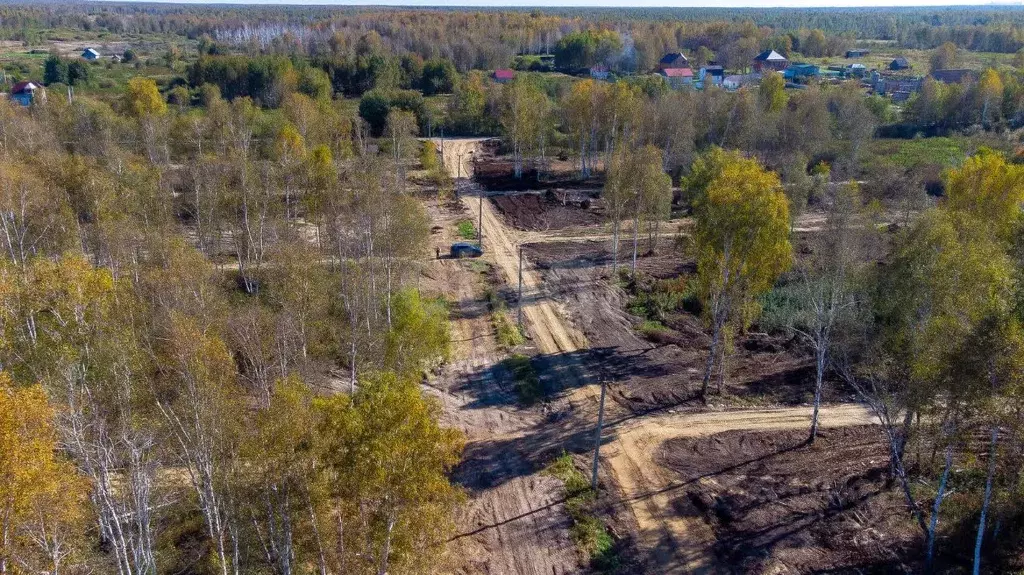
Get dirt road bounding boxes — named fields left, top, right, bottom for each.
left=435, top=138, right=586, bottom=355
left=426, top=142, right=583, bottom=575
left=428, top=139, right=880, bottom=574
left=603, top=404, right=875, bottom=573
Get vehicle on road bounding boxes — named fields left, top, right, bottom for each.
left=450, top=242, right=483, bottom=258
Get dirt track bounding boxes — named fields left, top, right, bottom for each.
left=429, top=139, right=583, bottom=574
left=603, top=404, right=875, bottom=573
left=428, top=139, right=881, bottom=574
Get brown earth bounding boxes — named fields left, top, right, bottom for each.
left=425, top=143, right=907, bottom=575
left=420, top=193, right=581, bottom=575
left=424, top=139, right=587, bottom=575
left=490, top=193, right=605, bottom=232
left=521, top=239, right=847, bottom=415
left=654, top=425, right=920, bottom=574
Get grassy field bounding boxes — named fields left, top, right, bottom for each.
left=800, top=43, right=1015, bottom=73
left=865, top=136, right=970, bottom=171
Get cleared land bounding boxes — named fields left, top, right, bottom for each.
left=421, top=140, right=899, bottom=574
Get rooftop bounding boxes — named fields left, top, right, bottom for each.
left=754, top=49, right=787, bottom=62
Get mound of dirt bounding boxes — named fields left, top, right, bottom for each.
left=490, top=193, right=605, bottom=231
left=656, top=426, right=919, bottom=574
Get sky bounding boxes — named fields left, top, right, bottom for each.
left=105, top=0, right=1024, bottom=6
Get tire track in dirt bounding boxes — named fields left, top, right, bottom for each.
left=467, top=190, right=586, bottom=355
left=428, top=141, right=584, bottom=575
left=431, top=140, right=879, bottom=574
left=604, top=404, right=876, bottom=573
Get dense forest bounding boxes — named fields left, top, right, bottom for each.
left=0, top=2, right=1023, bottom=574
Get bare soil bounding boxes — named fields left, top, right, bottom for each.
left=420, top=192, right=582, bottom=575
left=522, top=239, right=846, bottom=415
left=426, top=145, right=907, bottom=575
left=655, top=425, right=920, bottom=574
left=424, top=139, right=589, bottom=575
left=490, top=193, right=605, bottom=232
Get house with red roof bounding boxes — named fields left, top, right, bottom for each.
left=9, top=81, right=43, bottom=106
left=492, top=69, right=515, bottom=84
left=659, top=67, right=694, bottom=89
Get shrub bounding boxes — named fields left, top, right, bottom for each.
left=503, top=354, right=542, bottom=404
left=545, top=453, right=618, bottom=572
left=494, top=312, right=525, bottom=350
left=456, top=219, right=477, bottom=240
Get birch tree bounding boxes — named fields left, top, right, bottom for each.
left=693, top=151, right=791, bottom=400
left=790, top=182, right=870, bottom=442
left=499, top=76, right=547, bottom=179
left=154, top=314, right=242, bottom=575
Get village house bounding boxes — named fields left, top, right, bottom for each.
left=589, top=64, right=610, bottom=80
left=930, top=69, right=976, bottom=84
left=845, top=49, right=870, bottom=58
left=660, top=67, right=694, bottom=89
left=9, top=81, right=44, bottom=106
left=699, top=65, right=725, bottom=87
left=846, top=63, right=868, bottom=78
left=658, top=52, right=690, bottom=71
left=784, top=63, right=820, bottom=81
left=889, top=57, right=911, bottom=71
left=492, top=68, right=515, bottom=84
left=82, top=47, right=100, bottom=60
left=871, top=71, right=922, bottom=102
left=753, top=50, right=788, bottom=72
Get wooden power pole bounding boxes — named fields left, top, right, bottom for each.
left=518, top=245, right=523, bottom=328
left=591, top=378, right=607, bottom=490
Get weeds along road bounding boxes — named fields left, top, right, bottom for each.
left=430, top=139, right=879, bottom=574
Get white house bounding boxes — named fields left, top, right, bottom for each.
left=82, top=48, right=100, bottom=60
left=723, top=74, right=759, bottom=91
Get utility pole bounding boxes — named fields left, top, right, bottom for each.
left=591, top=378, right=607, bottom=490
left=518, top=245, right=524, bottom=328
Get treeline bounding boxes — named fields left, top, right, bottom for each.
left=0, top=67, right=461, bottom=572
left=485, top=73, right=880, bottom=192
left=4, top=3, right=1024, bottom=78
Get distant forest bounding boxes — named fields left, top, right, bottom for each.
left=3, top=3, right=1024, bottom=70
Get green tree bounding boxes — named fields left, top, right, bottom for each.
left=976, top=68, right=1003, bottom=125
left=422, top=58, right=458, bottom=96
left=802, top=29, right=827, bottom=57
left=499, top=76, right=548, bottom=178
left=446, top=72, right=488, bottom=135
left=67, top=60, right=89, bottom=86
left=385, top=288, right=451, bottom=376
left=420, top=140, right=441, bottom=172
left=298, top=65, right=332, bottom=100
left=315, top=371, right=464, bottom=575
left=758, top=70, right=787, bottom=113
left=693, top=150, right=792, bottom=399
left=42, top=55, right=68, bottom=86
left=554, top=30, right=623, bottom=70
left=605, top=145, right=671, bottom=275
left=930, top=41, right=960, bottom=72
